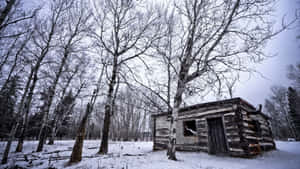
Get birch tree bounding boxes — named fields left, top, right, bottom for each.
left=165, top=0, right=293, bottom=160
left=15, top=0, right=72, bottom=152
left=36, top=0, right=92, bottom=151
left=1, top=0, right=38, bottom=163
left=69, top=62, right=106, bottom=163
left=91, top=0, right=161, bottom=154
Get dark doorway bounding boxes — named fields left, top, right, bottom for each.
left=207, top=117, right=228, bottom=155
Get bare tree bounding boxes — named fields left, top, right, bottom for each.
left=0, top=0, right=38, bottom=38
left=288, top=63, right=300, bottom=90
left=163, top=0, right=294, bottom=160
left=69, top=62, right=105, bottom=163
left=15, top=0, right=73, bottom=152
left=1, top=0, right=38, bottom=163
left=91, top=0, right=161, bottom=154
left=36, top=0, right=92, bottom=151
left=264, top=86, right=297, bottom=139
left=47, top=60, right=87, bottom=145
left=0, top=33, right=33, bottom=164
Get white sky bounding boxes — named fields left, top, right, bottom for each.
left=233, top=0, right=300, bottom=106
left=23, top=0, right=300, bottom=108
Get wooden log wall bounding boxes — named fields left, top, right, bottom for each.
left=239, top=109, right=261, bottom=156
left=196, top=118, right=208, bottom=152
left=239, top=103, right=276, bottom=156
left=152, top=98, right=275, bottom=158
left=223, top=112, right=245, bottom=156
left=153, top=115, right=169, bottom=150
left=249, top=113, right=276, bottom=151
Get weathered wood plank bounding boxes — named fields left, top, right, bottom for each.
left=227, top=138, right=240, bottom=142
left=155, top=135, right=169, bottom=139
left=199, top=138, right=208, bottom=143
left=229, top=148, right=244, bottom=152
left=178, top=107, right=234, bottom=119
left=259, top=142, right=274, bottom=146
left=224, top=112, right=236, bottom=116
left=228, top=141, right=242, bottom=148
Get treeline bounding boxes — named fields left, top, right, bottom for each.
left=264, top=63, right=300, bottom=140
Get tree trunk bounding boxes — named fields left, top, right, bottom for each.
left=1, top=123, right=18, bottom=164
left=36, top=126, right=47, bottom=151
left=37, top=49, right=69, bottom=151
left=47, top=69, right=77, bottom=145
left=69, top=64, right=104, bottom=163
left=16, top=16, right=55, bottom=151
left=48, top=119, right=56, bottom=145
left=98, top=57, right=118, bottom=154
left=167, top=60, right=189, bottom=160
left=16, top=59, right=42, bottom=152
left=98, top=106, right=112, bottom=154
left=14, top=68, right=35, bottom=152
left=166, top=91, right=183, bottom=160
left=69, top=103, right=91, bottom=163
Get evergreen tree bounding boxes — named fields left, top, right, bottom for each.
left=0, top=76, right=20, bottom=138
left=287, top=87, right=300, bottom=140
left=26, top=111, right=44, bottom=139
left=48, top=90, right=75, bottom=143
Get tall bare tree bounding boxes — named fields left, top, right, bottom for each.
left=69, top=61, right=105, bottom=163
left=91, top=0, right=161, bottom=154
left=1, top=0, right=38, bottom=164
left=36, top=0, right=92, bottom=152
left=164, top=0, right=293, bottom=160
left=15, top=0, right=73, bottom=152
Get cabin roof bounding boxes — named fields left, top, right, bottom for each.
left=152, top=97, right=270, bottom=119
left=179, top=97, right=254, bottom=112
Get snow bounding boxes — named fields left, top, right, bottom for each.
left=1, top=140, right=300, bottom=169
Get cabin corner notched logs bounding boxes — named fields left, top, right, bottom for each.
left=152, top=98, right=276, bottom=157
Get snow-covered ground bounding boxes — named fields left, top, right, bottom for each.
left=0, top=140, right=299, bottom=169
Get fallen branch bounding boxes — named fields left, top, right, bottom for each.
left=43, top=149, right=72, bottom=155
left=123, top=153, right=146, bottom=156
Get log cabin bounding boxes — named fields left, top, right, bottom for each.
left=152, top=97, right=276, bottom=157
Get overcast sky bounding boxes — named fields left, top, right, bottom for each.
left=233, top=0, right=300, bottom=106
left=23, top=0, right=300, bottom=108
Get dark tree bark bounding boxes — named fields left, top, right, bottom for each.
left=98, top=56, right=118, bottom=154
left=69, top=63, right=105, bottom=163
left=0, top=0, right=16, bottom=30
left=1, top=124, right=17, bottom=164
left=69, top=103, right=92, bottom=163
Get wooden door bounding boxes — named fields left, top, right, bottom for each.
left=207, top=117, right=228, bottom=155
